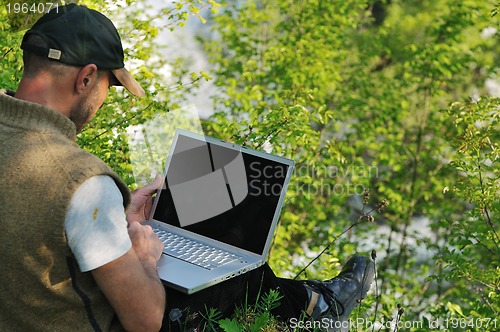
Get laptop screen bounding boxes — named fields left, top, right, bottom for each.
left=152, top=132, right=292, bottom=255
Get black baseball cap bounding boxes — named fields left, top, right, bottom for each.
left=21, top=3, right=145, bottom=97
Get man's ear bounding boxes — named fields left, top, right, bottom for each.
left=75, top=64, right=98, bottom=94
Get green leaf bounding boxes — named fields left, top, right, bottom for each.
left=218, top=318, right=243, bottom=332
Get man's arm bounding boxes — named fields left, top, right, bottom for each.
left=65, top=175, right=166, bottom=331
left=91, top=222, right=165, bottom=332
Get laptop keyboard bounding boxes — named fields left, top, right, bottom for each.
left=153, top=228, right=242, bottom=270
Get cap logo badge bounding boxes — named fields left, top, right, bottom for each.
left=48, top=49, right=62, bottom=60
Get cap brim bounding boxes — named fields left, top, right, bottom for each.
left=112, top=68, right=145, bottom=97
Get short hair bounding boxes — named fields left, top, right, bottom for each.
left=22, top=34, right=76, bottom=78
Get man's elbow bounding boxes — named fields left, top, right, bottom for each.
left=121, top=310, right=164, bottom=332
left=121, top=297, right=165, bottom=332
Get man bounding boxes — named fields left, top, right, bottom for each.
left=0, top=4, right=374, bottom=331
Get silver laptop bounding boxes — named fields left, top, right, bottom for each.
left=143, top=129, right=295, bottom=294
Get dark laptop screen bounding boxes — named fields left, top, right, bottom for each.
left=152, top=134, right=290, bottom=255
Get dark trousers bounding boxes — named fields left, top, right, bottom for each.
left=161, top=264, right=308, bottom=330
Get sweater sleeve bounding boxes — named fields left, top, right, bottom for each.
left=65, top=175, right=132, bottom=272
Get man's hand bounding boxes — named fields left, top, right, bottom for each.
left=127, top=174, right=164, bottom=224
left=128, top=221, right=164, bottom=267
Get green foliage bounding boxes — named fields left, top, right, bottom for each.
left=0, top=1, right=24, bottom=89
left=201, top=290, right=285, bottom=332
left=430, top=97, right=499, bottom=324
left=198, top=0, right=500, bottom=330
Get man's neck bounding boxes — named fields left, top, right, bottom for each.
left=14, top=75, right=73, bottom=117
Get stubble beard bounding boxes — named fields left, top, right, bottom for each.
left=69, top=90, right=100, bottom=133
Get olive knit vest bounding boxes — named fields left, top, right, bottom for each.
left=0, top=90, right=131, bottom=331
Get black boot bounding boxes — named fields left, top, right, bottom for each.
left=303, top=255, right=375, bottom=331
